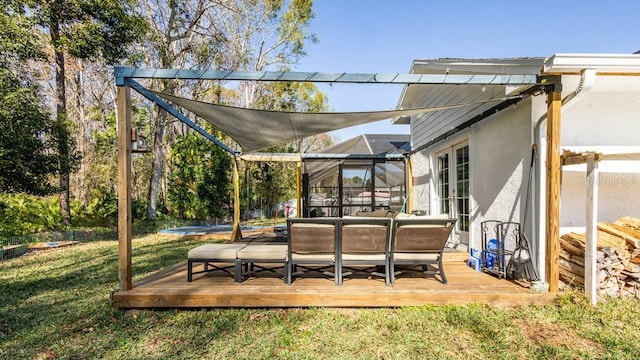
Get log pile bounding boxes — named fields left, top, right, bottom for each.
left=559, top=216, right=640, bottom=299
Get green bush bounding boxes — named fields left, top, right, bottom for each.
left=0, top=193, right=61, bottom=236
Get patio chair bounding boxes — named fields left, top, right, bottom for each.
left=286, top=217, right=341, bottom=285
left=389, top=217, right=456, bottom=284
left=340, top=217, right=392, bottom=285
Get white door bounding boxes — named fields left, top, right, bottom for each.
left=435, top=143, right=470, bottom=245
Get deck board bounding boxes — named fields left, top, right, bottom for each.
left=111, top=251, right=556, bottom=308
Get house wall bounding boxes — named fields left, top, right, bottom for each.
left=561, top=171, right=640, bottom=228
left=406, top=69, right=640, bottom=281
left=561, top=76, right=640, bottom=147
left=559, top=74, right=640, bottom=228
left=468, top=99, right=534, bottom=252
left=409, top=97, right=535, bottom=254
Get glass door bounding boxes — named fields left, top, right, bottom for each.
left=435, top=143, right=470, bottom=245
left=340, top=165, right=373, bottom=216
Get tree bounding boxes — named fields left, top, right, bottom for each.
left=0, top=6, right=59, bottom=195
left=167, top=132, right=231, bottom=220
left=138, top=0, right=225, bottom=220
left=0, top=70, right=61, bottom=195
left=15, top=0, right=146, bottom=225
left=139, top=0, right=316, bottom=219
left=243, top=79, right=332, bottom=216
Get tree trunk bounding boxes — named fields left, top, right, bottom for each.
left=51, top=21, right=72, bottom=226
left=73, top=59, right=88, bottom=205
left=147, top=109, right=167, bottom=219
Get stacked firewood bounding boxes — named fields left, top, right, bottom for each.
left=559, top=217, right=640, bottom=299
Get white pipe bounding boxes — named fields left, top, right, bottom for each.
left=532, top=69, right=596, bottom=281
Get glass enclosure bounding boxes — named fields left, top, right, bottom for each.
left=305, top=159, right=406, bottom=217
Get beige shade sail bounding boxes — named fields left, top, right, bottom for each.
left=152, top=91, right=516, bottom=154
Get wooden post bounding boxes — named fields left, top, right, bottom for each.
left=117, top=85, right=132, bottom=291
left=585, top=154, right=599, bottom=304
left=231, top=157, right=242, bottom=241
left=545, top=87, right=562, bottom=292
left=296, top=161, right=302, bottom=217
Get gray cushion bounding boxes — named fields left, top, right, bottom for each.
left=291, top=253, right=334, bottom=261
left=237, top=244, right=287, bottom=260
left=342, top=253, right=386, bottom=261
left=188, top=243, right=246, bottom=260
left=393, top=253, right=440, bottom=261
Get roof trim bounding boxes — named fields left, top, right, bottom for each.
left=543, top=53, right=640, bottom=74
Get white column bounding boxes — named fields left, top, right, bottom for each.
left=585, top=154, right=599, bottom=304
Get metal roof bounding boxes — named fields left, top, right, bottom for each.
left=395, top=58, right=545, bottom=126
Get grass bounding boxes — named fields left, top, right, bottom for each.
left=1, top=234, right=639, bottom=359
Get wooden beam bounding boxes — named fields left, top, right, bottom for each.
left=600, top=152, right=640, bottom=161
left=562, top=151, right=589, bottom=166
left=117, top=85, right=132, bottom=291
left=110, top=259, right=558, bottom=309
left=545, top=88, right=562, bottom=292
left=230, top=158, right=242, bottom=241
left=585, top=154, right=599, bottom=304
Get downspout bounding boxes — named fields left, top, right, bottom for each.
left=533, top=69, right=596, bottom=281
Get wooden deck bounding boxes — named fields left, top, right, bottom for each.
left=111, top=250, right=557, bottom=308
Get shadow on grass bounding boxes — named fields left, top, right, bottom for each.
left=0, top=235, right=246, bottom=359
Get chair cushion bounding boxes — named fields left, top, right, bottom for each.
left=393, top=252, right=440, bottom=261
left=188, top=243, right=246, bottom=260
left=394, top=212, right=414, bottom=219
left=342, top=253, right=386, bottom=261
left=237, top=244, right=287, bottom=260
left=291, top=253, right=334, bottom=261
left=355, top=210, right=389, bottom=217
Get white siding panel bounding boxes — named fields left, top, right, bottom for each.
left=411, top=85, right=510, bottom=149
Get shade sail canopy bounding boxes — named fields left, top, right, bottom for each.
left=152, top=91, right=517, bottom=154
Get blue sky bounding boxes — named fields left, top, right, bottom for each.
left=293, top=0, right=640, bottom=142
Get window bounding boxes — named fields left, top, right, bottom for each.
left=437, top=153, right=450, bottom=215
left=455, top=145, right=469, bottom=231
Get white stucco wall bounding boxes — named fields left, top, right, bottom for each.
left=409, top=97, right=535, bottom=255
left=561, top=171, right=640, bottom=228
left=558, top=74, right=640, bottom=227
left=562, top=76, right=640, bottom=147
left=469, top=98, right=534, bottom=253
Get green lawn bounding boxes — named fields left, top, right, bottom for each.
left=1, top=234, right=639, bottom=359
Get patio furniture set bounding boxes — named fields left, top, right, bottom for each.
left=187, top=215, right=456, bottom=286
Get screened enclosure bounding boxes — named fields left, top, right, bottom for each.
left=302, top=134, right=409, bottom=217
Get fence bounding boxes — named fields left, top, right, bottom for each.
left=0, top=220, right=217, bottom=261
